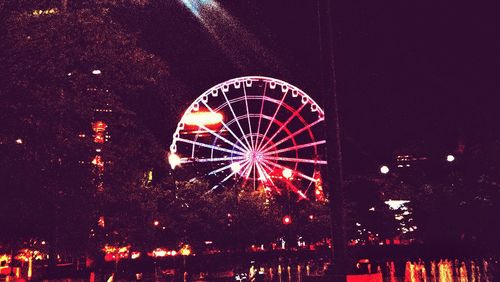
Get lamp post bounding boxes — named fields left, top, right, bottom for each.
left=282, top=169, right=293, bottom=253
left=318, top=0, right=347, bottom=280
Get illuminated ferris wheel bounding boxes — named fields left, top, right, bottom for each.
left=169, top=76, right=327, bottom=201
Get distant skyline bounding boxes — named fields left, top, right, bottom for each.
left=126, top=1, right=499, bottom=173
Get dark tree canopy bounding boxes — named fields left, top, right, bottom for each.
left=0, top=3, right=175, bottom=253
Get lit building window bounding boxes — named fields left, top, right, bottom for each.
left=31, top=8, right=58, bottom=16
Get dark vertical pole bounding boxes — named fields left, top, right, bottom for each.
left=318, top=0, right=347, bottom=281
left=61, top=0, right=68, bottom=12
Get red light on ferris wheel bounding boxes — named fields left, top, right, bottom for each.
left=92, top=121, right=107, bottom=132
left=182, top=111, right=223, bottom=126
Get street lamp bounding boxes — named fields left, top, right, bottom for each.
left=380, top=165, right=389, bottom=174
left=446, top=154, right=455, bottom=162
left=168, top=153, right=181, bottom=169
left=282, top=215, right=292, bottom=225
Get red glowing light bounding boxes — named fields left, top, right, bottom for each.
left=179, top=245, right=191, bottom=256
left=182, top=111, right=223, bottom=126
left=314, top=170, right=325, bottom=202
left=98, top=216, right=105, bottom=228
left=92, top=121, right=107, bottom=132
left=92, top=155, right=104, bottom=171
left=94, top=133, right=104, bottom=143
left=282, top=215, right=292, bottom=225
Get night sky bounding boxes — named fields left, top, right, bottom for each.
left=125, top=1, right=499, bottom=174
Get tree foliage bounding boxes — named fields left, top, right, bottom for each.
left=0, top=3, right=174, bottom=254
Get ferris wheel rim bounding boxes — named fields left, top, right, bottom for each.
left=169, top=76, right=327, bottom=200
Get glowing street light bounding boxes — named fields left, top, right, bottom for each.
left=179, top=245, right=191, bottom=256
left=92, top=69, right=102, bottom=75
left=282, top=215, right=292, bottom=225
left=153, top=220, right=160, bottom=226
left=446, top=154, right=455, bottom=162
left=168, top=153, right=181, bottom=169
left=380, top=165, right=389, bottom=174
left=384, top=200, right=410, bottom=210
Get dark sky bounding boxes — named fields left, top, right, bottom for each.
left=129, top=1, right=500, bottom=173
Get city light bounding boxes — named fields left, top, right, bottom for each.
left=92, top=69, right=102, bottom=75
left=15, top=138, right=23, bottom=144
left=102, top=245, right=130, bottom=261
left=446, top=154, right=455, bottom=162
left=98, top=216, right=105, bottom=228
left=384, top=200, right=410, bottom=210
left=380, top=165, right=389, bottom=174
left=148, top=248, right=178, bottom=257
left=32, top=8, right=58, bottom=16
left=179, top=245, right=192, bottom=256
left=153, top=220, right=160, bottom=226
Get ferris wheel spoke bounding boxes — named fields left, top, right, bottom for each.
left=200, top=101, right=250, bottom=152
left=243, top=161, right=254, bottom=180
left=192, top=122, right=248, bottom=153
left=265, top=155, right=327, bottom=165
left=261, top=119, right=323, bottom=154
left=208, top=159, right=250, bottom=175
left=219, top=169, right=240, bottom=185
left=257, top=102, right=307, bottom=151
left=257, top=161, right=276, bottom=185
left=182, top=156, right=245, bottom=164
left=254, top=83, right=268, bottom=149
left=256, top=87, right=289, bottom=151
left=254, top=161, right=267, bottom=182
left=242, top=84, right=255, bottom=149
left=284, top=180, right=308, bottom=200
left=221, top=91, right=253, bottom=150
left=176, top=137, right=245, bottom=156
left=261, top=159, right=318, bottom=183
left=263, top=140, right=326, bottom=156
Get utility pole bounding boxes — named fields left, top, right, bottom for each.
left=318, top=0, right=347, bottom=281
